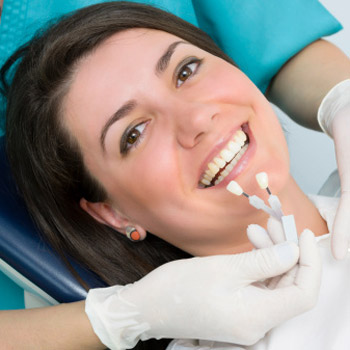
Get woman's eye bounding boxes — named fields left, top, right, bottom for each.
left=121, top=121, right=148, bottom=154
left=176, top=59, right=202, bottom=88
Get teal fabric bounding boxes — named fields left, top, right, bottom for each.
left=0, top=270, right=25, bottom=310
left=0, top=0, right=342, bottom=135
left=193, top=0, right=342, bottom=92
left=0, top=0, right=342, bottom=86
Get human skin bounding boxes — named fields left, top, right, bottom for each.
left=267, top=39, right=350, bottom=130
left=0, top=301, right=104, bottom=349
left=63, top=29, right=328, bottom=257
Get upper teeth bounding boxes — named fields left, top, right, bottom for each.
left=200, top=129, right=248, bottom=187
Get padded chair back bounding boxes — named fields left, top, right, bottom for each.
left=0, top=136, right=106, bottom=303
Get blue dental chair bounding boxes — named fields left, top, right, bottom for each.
left=0, top=135, right=107, bottom=308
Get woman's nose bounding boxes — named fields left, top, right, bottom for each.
left=174, top=102, right=218, bottom=148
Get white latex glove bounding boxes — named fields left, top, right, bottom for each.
left=247, top=218, right=319, bottom=289
left=318, top=79, right=350, bottom=260
left=85, top=236, right=321, bottom=350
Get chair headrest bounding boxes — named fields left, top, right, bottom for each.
left=0, top=136, right=107, bottom=302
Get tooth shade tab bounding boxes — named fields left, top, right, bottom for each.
left=256, top=172, right=268, bottom=189
left=226, top=181, right=243, bottom=196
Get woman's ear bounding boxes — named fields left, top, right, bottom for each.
left=79, top=198, right=127, bottom=229
left=79, top=198, right=147, bottom=240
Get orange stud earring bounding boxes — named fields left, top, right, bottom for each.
left=126, top=226, right=141, bottom=242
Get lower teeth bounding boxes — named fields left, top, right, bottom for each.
left=213, top=143, right=249, bottom=186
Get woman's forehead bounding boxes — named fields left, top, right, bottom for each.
left=71, top=28, right=193, bottom=87
left=97, top=28, right=184, bottom=54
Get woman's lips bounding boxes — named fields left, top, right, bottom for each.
left=198, top=123, right=255, bottom=189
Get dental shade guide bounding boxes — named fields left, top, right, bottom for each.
left=256, top=172, right=284, bottom=220
left=226, top=181, right=279, bottom=219
left=248, top=195, right=279, bottom=219
left=226, top=174, right=299, bottom=244
left=255, top=172, right=297, bottom=243
left=281, top=215, right=299, bottom=244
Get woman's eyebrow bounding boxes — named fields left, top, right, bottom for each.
left=100, top=41, right=188, bottom=152
left=100, top=100, right=136, bottom=152
left=155, top=40, right=188, bottom=75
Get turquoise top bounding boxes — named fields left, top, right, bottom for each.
left=0, top=0, right=342, bottom=308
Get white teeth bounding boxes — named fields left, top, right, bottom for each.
left=233, top=134, right=245, bottom=147
left=237, top=129, right=247, bottom=142
left=199, top=128, right=249, bottom=187
left=214, top=175, right=224, bottom=186
left=202, top=143, right=249, bottom=187
left=203, top=173, right=212, bottom=181
left=226, top=162, right=235, bottom=173
left=201, top=178, right=211, bottom=186
left=214, top=157, right=226, bottom=169
left=208, top=162, right=220, bottom=175
left=228, top=141, right=241, bottom=154
left=220, top=149, right=235, bottom=163
left=235, top=152, right=243, bottom=161
left=205, top=169, right=214, bottom=177
left=221, top=169, right=229, bottom=177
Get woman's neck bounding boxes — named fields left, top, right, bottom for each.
left=278, top=176, right=329, bottom=237
left=228, top=175, right=329, bottom=255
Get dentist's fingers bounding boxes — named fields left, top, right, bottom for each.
left=247, top=224, right=290, bottom=288
left=247, top=217, right=288, bottom=248
left=293, top=229, right=321, bottom=293
left=331, top=192, right=350, bottom=260
left=331, top=109, right=350, bottom=260
left=257, top=230, right=321, bottom=324
left=247, top=224, right=273, bottom=249
left=267, top=217, right=286, bottom=244
left=317, top=80, right=350, bottom=260
left=268, top=265, right=298, bottom=289
left=236, top=242, right=299, bottom=282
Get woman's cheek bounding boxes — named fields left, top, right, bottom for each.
left=196, top=63, right=254, bottom=104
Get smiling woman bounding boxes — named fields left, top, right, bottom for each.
left=2, top=0, right=326, bottom=297
left=63, top=26, right=300, bottom=257
left=1, top=2, right=347, bottom=350
left=4, top=2, right=254, bottom=286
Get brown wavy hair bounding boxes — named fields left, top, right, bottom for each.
left=1, top=3, right=235, bottom=348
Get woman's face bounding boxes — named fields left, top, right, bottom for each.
left=63, top=29, right=290, bottom=256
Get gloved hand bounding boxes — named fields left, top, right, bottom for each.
left=247, top=217, right=319, bottom=289
left=317, top=79, right=350, bottom=260
left=85, top=233, right=321, bottom=349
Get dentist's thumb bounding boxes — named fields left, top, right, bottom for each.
left=237, top=241, right=299, bottom=282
